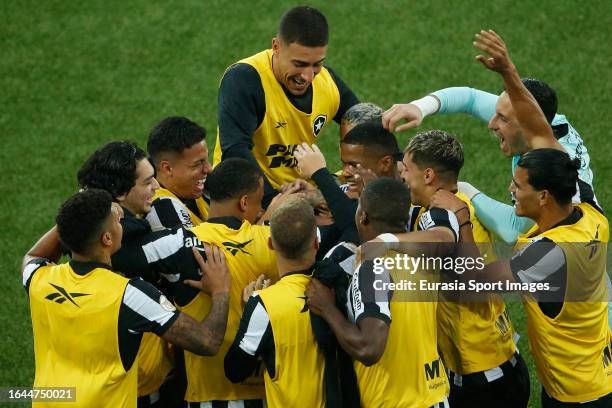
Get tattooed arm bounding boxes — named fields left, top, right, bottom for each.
left=162, top=293, right=230, bottom=355
left=162, top=245, right=232, bottom=356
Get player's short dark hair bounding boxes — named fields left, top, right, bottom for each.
left=517, top=148, right=579, bottom=205
left=278, top=6, right=328, bottom=46
left=361, top=177, right=411, bottom=231
left=521, top=78, right=558, bottom=124
left=147, top=116, right=206, bottom=166
left=341, top=102, right=384, bottom=126
left=270, top=197, right=317, bottom=260
left=56, top=189, right=113, bottom=255
left=206, top=158, right=263, bottom=202
left=342, top=122, right=401, bottom=159
left=77, top=141, right=147, bottom=200
left=405, top=130, right=464, bottom=182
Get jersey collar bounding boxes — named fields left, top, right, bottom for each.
left=207, top=216, right=244, bottom=230
left=69, top=259, right=113, bottom=276
left=282, top=263, right=316, bottom=278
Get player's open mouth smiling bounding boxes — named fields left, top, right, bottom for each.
left=292, top=77, right=307, bottom=89
left=346, top=180, right=358, bottom=191
left=496, top=133, right=509, bottom=153
left=195, top=178, right=205, bottom=192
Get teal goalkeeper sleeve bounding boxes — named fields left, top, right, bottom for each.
left=431, top=87, right=498, bottom=122
left=471, top=193, right=535, bottom=244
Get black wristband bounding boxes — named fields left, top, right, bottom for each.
left=459, top=220, right=472, bottom=229
left=454, top=206, right=469, bottom=216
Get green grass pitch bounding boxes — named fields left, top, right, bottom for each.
left=2, top=1, right=610, bottom=407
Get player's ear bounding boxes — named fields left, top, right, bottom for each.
left=239, top=195, right=249, bottom=213
left=100, top=230, right=113, bottom=248
left=272, top=37, right=280, bottom=53
left=539, top=189, right=549, bottom=207
left=423, top=167, right=435, bottom=185
left=379, top=155, right=393, bottom=173
left=159, top=160, right=172, bottom=176
left=362, top=212, right=369, bottom=225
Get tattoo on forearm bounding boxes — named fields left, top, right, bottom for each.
left=164, top=293, right=229, bottom=356
left=199, top=293, right=230, bottom=354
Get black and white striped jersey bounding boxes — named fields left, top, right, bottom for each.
left=508, top=210, right=589, bottom=318
left=510, top=235, right=567, bottom=319
left=224, top=293, right=276, bottom=382
left=347, top=259, right=392, bottom=325
left=323, top=241, right=358, bottom=276
left=112, top=210, right=199, bottom=283
left=408, top=205, right=460, bottom=242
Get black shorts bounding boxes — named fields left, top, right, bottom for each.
left=447, top=352, right=530, bottom=408
left=541, top=389, right=612, bottom=408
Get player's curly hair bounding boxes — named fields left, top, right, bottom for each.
left=56, top=189, right=114, bottom=255
left=279, top=6, right=328, bottom=46
left=77, top=141, right=147, bottom=200
left=517, top=148, right=579, bottom=205
left=147, top=116, right=206, bottom=167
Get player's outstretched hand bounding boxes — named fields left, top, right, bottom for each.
left=473, top=30, right=515, bottom=74
left=382, top=103, right=423, bottom=133
left=305, top=278, right=335, bottom=317
left=185, top=245, right=231, bottom=296
left=294, top=143, right=327, bottom=179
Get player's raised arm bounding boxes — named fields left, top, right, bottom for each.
left=382, top=87, right=498, bottom=133
left=474, top=30, right=562, bottom=151
left=22, top=226, right=64, bottom=272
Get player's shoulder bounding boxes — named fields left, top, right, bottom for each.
left=513, top=236, right=558, bottom=263
left=419, top=207, right=459, bottom=241
left=241, top=220, right=271, bottom=237
left=221, top=63, right=261, bottom=86
left=124, top=277, right=177, bottom=313
left=219, top=62, right=266, bottom=111
left=324, top=241, right=357, bottom=263
left=420, top=207, right=454, bottom=227
left=148, top=196, right=193, bottom=230
left=22, top=258, right=53, bottom=291
left=152, top=194, right=183, bottom=207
